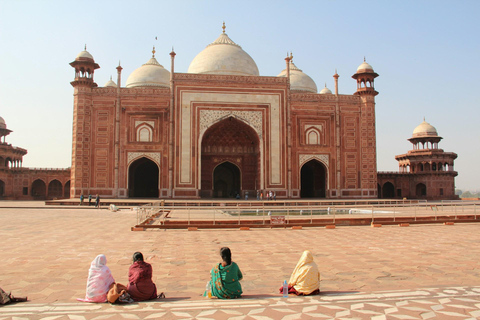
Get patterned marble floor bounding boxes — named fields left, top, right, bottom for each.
left=1, top=286, right=480, bottom=319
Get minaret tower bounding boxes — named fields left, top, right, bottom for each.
left=70, top=45, right=100, bottom=88
left=352, top=59, right=379, bottom=197
left=352, top=58, right=378, bottom=96
left=69, top=46, right=100, bottom=198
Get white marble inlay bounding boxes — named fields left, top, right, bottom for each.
left=127, top=152, right=161, bottom=166
left=180, top=91, right=282, bottom=185
left=135, top=120, right=155, bottom=128
left=299, top=154, right=329, bottom=167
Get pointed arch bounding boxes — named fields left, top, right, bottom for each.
left=212, top=161, right=241, bottom=198
left=305, top=127, right=323, bottom=145
left=48, top=179, right=63, bottom=199
left=382, top=182, right=395, bottom=198
left=31, top=179, right=47, bottom=199
left=0, top=179, right=5, bottom=197
left=128, top=157, right=159, bottom=198
left=300, top=159, right=327, bottom=198
left=136, top=123, right=154, bottom=142
left=416, top=183, right=427, bottom=198
left=200, top=117, right=260, bottom=198
left=64, top=181, right=71, bottom=199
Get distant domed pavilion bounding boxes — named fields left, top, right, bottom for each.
left=377, top=119, right=458, bottom=200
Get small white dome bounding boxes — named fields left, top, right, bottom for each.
left=412, top=119, right=439, bottom=138
left=188, top=29, right=259, bottom=76
left=278, top=61, right=317, bottom=93
left=126, top=51, right=170, bottom=88
left=320, top=84, right=332, bottom=94
left=104, top=76, right=117, bottom=87
left=75, top=46, right=94, bottom=61
left=0, top=116, right=6, bottom=130
left=356, top=60, right=374, bottom=73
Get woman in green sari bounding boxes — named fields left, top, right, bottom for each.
left=208, top=247, right=243, bottom=299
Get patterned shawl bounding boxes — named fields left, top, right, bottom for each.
left=210, top=262, right=243, bottom=299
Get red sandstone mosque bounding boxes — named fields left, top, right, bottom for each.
left=0, top=25, right=458, bottom=200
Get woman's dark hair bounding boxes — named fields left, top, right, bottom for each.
left=220, top=247, right=232, bottom=265
left=133, top=252, right=144, bottom=263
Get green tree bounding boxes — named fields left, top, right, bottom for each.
left=461, top=191, right=473, bottom=198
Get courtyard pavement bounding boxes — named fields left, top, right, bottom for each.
left=1, top=201, right=480, bottom=319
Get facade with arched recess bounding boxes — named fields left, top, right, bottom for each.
left=0, top=117, right=70, bottom=200
left=70, top=25, right=380, bottom=199
left=377, top=119, right=458, bottom=200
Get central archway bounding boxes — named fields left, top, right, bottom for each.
left=213, top=162, right=241, bottom=198
left=201, top=117, right=260, bottom=198
left=128, top=157, right=159, bottom=198
left=300, top=160, right=326, bottom=198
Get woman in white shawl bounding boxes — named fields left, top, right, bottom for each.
left=78, top=254, right=115, bottom=302
left=280, top=250, right=320, bottom=295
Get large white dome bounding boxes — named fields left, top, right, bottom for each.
left=126, top=50, right=170, bottom=88
left=188, top=27, right=259, bottom=76
left=278, top=61, right=317, bottom=93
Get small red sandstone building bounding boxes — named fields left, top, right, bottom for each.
left=0, top=117, right=70, bottom=199
left=377, top=119, right=458, bottom=200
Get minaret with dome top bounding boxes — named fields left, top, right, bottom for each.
left=69, top=46, right=101, bottom=199
left=351, top=59, right=380, bottom=196
left=70, top=45, right=100, bottom=88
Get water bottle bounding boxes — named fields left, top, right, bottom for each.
left=206, top=281, right=212, bottom=298
left=283, top=280, right=288, bottom=298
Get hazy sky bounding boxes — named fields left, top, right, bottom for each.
left=1, top=0, right=479, bottom=190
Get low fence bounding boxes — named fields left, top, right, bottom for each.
left=134, top=200, right=480, bottom=229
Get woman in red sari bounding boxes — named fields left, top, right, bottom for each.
left=127, top=252, right=160, bottom=301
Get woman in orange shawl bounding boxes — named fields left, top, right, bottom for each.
left=280, top=250, right=320, bottom=295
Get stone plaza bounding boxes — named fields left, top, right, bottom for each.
left=1, top=201, right=480, bottom=319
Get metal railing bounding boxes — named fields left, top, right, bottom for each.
left=134, top=200, right=479, bottom=228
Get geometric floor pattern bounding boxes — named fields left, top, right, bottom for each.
left=2, top=202, right=480, bottom=320
left=1, top=286, right=480, bottom=319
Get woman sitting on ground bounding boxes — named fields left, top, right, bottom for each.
left=280, top=250, right=320, bottom=295
left=208, top=247, right=243, bottom=299
left=78, top=254, right=115, bottom=302
left=127, top=252, right=161, bottom=301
